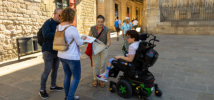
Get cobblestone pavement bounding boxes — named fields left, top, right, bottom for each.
left=0, top=34, right=214, bottom=100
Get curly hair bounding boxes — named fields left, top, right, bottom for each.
left=60, top=7, right=76, bottom=23
left=126, top=30, right=140, bottom=41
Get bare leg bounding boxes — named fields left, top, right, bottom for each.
left=107, top=61, right=112, bottom=67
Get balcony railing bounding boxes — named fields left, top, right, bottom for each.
left=160, top=3, right=214, bottom=22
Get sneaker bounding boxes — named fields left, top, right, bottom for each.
left=117, top=37, right=119, bottom=41
left=96, top=73, right=108, bottom=82
left=50, top=86, right=63, bottom=91
left=39, top=90, right=49, bottom=99
left=74, top=96, right=79, bottom=100
left=65, top=96, right=79, bottom=100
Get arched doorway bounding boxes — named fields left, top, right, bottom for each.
left=115, top=4, right=119, bottom=18
left=126, top=3, right=132, bottom=20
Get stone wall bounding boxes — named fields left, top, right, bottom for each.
left=76, top=0, right=96, bottom=35
left=0, top=0, right=56, bottom=62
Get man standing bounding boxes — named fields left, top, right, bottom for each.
left=133, top=18, right=138, bottom=30
left=39, top=8, right=63, bottom=99
left=114, top=16, right=121, bottom=41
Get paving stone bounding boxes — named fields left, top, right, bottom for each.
left=150, top=93, right=194, bottom=100
left=173, top=81, right=208, bottom=92
left=168, top=57, right=189, bottom=63
left=187, top=77, right=214, bottom=86
left=5, top=89, right=35, bottom=100
left=19, top=74, right=40, bottom=83
left=75, top=85, right=99, bottom=98
left=7, top=71, right=29, bottom=78
left=149, top=67, right=163, bottom=73
left=208, top=86, right=214, bottom=94
left=154, top=78, right=173, bottom=89
left=0, top=96, right=6, bottom=100
left=197, top=92, right=214, bottom=100
left=14, top=81, right=40, bottom=93
left=175, top=71, right=196, bottom=77
left=0, top=84, right=20, bottom=97
left=0, top=75, right=24, bottom=85
left=161, top=69, right=176, bottom=75
left=195, top=73, right=214, bottom=81
left=163, top=74, right=186, bottom=81
left=160, top=86, right=198, bottom=100
left=183, top=68, right=206, bottom=74
left=0, top=83, right=7, bottom=88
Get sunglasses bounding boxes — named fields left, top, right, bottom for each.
left=126, top=36, right=130, bottom=39
left=57, top=13, right=60, bottom=17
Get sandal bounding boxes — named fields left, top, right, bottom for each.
left=93, top=80, right=98, bottom=87
left=99, top=81, right=105, bottom=88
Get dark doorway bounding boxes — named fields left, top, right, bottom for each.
left=115, top=4, right=119, bottom=18
left=127, top=7, right=129, bottom=17
left=136, top=9, right=138, bottom=19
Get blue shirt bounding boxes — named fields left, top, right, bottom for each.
left=42, top=18, right=59, bottom=54
left=122, top=22, right=133, bottom=34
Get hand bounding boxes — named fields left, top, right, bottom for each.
left=114, top=56, right=121, bottom=60
left=81, top=36, right=87, bottom=40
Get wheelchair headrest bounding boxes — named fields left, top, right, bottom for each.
left=139, top=33, right=148, bottom=40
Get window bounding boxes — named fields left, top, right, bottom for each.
left=56, top=0, right=69, bottom=9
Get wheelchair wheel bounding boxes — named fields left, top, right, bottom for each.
left=109, top=85, right=115, bottom=93
left=116, top=80, right=132, bottom=98
left=154, top=84, right=162, bottom=97
left=155, top=88, right=162, bottom=97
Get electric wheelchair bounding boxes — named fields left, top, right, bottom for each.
left=108, top=34, right=162, bottom=100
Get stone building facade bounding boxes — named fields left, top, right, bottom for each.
left=0, top=0, right=96, bottom=62
left=142, top=0, right=214, bottom=35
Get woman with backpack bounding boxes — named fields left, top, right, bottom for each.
left=88, top=15, right=111, bottom=88
left=57, top=7, right=86, bottom=100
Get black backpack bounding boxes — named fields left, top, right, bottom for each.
left=37, top=27, right=44, bottom=46
left=37, top=19, right=53, bottom=46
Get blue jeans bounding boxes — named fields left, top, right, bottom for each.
left=59, top=58, right=81, bottom=100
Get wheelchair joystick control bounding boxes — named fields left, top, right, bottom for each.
left=135, top=71, right=139, bottom=78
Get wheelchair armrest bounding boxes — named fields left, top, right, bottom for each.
left=117, top=58, right=130, bottom=65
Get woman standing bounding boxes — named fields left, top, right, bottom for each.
left=57, top=8, right=86, bottom=100
left=122, top=17, right=133, bottom=51
left=88, top=15, right=111, bottom=88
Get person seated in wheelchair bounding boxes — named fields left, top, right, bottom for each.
left=97, top=30, right=140, bottom=82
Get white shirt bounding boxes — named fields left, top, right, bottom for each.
left=57, top=25, right=84, bottom=60
left=128, top=41, right=140, bottom=55
left=133, top=20, right=138, bottom=26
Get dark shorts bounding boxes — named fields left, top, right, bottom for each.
left=115, top=27, right=120, bottom=32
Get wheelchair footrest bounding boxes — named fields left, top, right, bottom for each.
left=109, top=68, right=119, bottom=78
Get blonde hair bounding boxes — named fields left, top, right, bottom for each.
left=60, top=7, right=76, bottom=23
